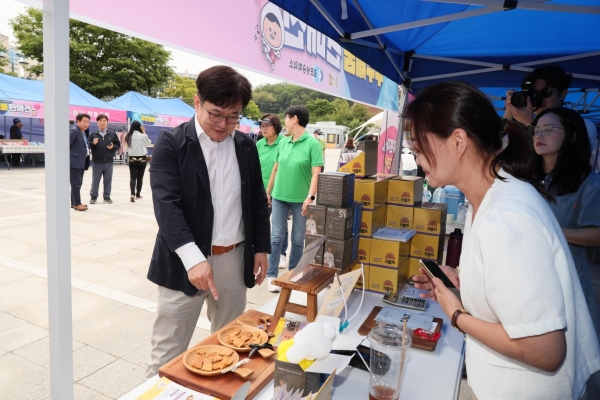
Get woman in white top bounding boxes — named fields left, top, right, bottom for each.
left=410, top=82, right=600, bottom=399
left=125, top=120, right=151, bottom=202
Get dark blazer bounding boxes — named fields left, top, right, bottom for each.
left=148, top=118, right=271, bottom=296
left=69, top=126, right=88, bottom=169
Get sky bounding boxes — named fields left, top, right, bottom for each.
left=0, top=0, right=281, bottom=88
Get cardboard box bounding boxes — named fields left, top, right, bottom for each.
left=326, top=205, right=354, bottom=240
left=351, top=263, right=369, bottom=290
left=351, top=234, right=359, bottom=264
left=370, top=238, right=410, bottom=268
left=305, top=234, right=324, bottom=265
left=360, top=204, right=386, bottom=237
left=316, top=172, right=355, bottom=207
left=306, top=205, right=327, bottom=235
left=352, top=202, right=363, bottom=236
left=410, top=233, right=444, bottom=263
left=408, top=257, right=422, bottom=278
left=358, top=237, right=371, bottom=264
left=369, top=259, right=409, bottom=294
left=387, top=176, right=423, bottom=206
left=274, top=360, right=325, bottom=397
left=386, top=204, right=414, bottom=229
left=354, top=178, right=387, bottom=210
left=413, top=202, right=448, bottom=235
left=325, top=237, right=354, bottom=270
left=338, top=140, right=378, bottom=177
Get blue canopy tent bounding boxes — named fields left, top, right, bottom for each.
left=267, top=0, right=600, bottom=92
left=108, top=91, right=195, bottom=142
left=0, top=73, right=127, bottom=142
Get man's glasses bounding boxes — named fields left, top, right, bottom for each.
left=533, top=125, right=564, bottom=137
left=201, top=102, right=240, bottom=125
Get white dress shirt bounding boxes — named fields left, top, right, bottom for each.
left=175, top=115, right=244, bottom=270
left=460, top=170, right=600, bottom=399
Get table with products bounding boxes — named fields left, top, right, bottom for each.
left=121, top=286, right=466, bottom=400
left=0, top=143, right=45, bottom=170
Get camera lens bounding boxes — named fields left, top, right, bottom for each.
left=510, top=92, right=528, bottom=108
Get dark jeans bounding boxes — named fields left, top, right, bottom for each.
left=128, top=157, right=147, bottom=196
left=90, top=161, right=114, bottom=199
left=70, top=167, right=85, bottom=206
left=9, top=154, right=21, bottom=166
left=269, top=205, right=288, bottom=256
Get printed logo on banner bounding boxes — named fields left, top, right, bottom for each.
left=0, top=100, right=40, bottom=117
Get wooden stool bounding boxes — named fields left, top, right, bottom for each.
left=272, top=266, right=339, bottom=322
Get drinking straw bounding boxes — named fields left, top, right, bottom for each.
left=399, top=318, right=408, bottom=390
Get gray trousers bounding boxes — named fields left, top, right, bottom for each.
left=144, top=244, right=247, bottom=379
left=89, top=161, right=113, bottom=199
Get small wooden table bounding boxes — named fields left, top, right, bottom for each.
left=272, top=266, right=340, bottom=322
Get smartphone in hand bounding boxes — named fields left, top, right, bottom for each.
left=419, top=259, right=456, bottom=289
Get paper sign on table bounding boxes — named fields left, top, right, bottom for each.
left=375, top=306, right=436, bottom=331
left=304, top=354, right=352, bottom=374
left=134, top=376, right=218, bottom=400
left=317, top=268, right=362, bottom=318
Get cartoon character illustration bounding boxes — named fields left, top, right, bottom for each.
left=260, top=2, right=284, bottom=71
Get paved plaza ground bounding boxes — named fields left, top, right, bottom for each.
left=0, top=148, right=598, bottom=399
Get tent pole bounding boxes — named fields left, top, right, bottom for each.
left=424, top=0, right=600, bottom=15
left=391, top=86, right=409, bottom=175
left=43, top=0, right=74, bottom=399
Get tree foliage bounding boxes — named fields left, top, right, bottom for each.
left=10, top=7, right=175, bottom=98
left=243, top=100, right=261, bottom=120
left=0, top=42, right=8, bottom=69
left=305, top=99, right=335, bottom=123
left=164, top=75, right=197, bottom=106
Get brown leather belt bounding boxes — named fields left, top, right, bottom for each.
left=211, top=242, right=243, bottom=256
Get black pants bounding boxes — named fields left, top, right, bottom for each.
left=128, top=157, right=147, bottom=196
left=9, top=154, right=21, bottom=166
left=70, top=167, right=85, bottom=206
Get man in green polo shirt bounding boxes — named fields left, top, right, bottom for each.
left=256, top=114, right=289, bottom=273
left=266, top=106, right=323, bottom=292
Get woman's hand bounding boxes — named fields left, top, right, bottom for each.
left=301, top=197, right=313, bottom=216
left=431, top=277, right=463, bottom=318
left=266, top=192, right=272, bottom=206
left=413, top=265, right=460, bottom=299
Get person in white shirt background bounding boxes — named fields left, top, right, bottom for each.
left=306, top=213, right=317, bottom=234
left=411, top=81, right=600, bottom=400
left=323, top=247, right=334, bottom=268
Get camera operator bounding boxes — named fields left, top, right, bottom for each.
left=504, top=65, right=598, bottom=172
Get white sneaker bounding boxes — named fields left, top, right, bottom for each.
left=268, top=277, right=281, bottom=292
left=279, top=254, right=287, bottom=269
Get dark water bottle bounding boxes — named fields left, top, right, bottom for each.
left=446, top=228, right=463, bottom=268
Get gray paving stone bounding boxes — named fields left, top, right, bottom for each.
left=0, top=263, right=31, bottom=285
left=0, top=353, right=51, bottom=399
left=73, top=383, right=112, bottom=400
left=0, top=311, right=27, bottom=333
left=72, top=346, right=118, bottom=381
left=14, top=337, right=84, bottom=367
left=0, top=320, right=48, bottom=352
left=79, top=359, right=145, bottom=399
left=0, top=275, right=47, bottom=312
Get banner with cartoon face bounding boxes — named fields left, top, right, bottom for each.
left=19, top=0, right=398, bottom=111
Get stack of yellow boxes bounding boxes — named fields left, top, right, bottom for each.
left=408, top=202, right=448, bottom=279
left=353, top=175, right=391, bottom=291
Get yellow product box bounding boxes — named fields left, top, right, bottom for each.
left=339, top=140, right=378, bottom=177
left=410, top=233, right=444, bottom=263
left=370, top=238, right=410, bottom=268
left=386, top=204, right=413, bottom=229
left=408, top=257, right=422, bottom=278
left=351, top=263, right=370, bottom=290
left=358, top=237, right=371, bottom=264
left=355, top=178, right=387, bottom=210
left=360, top=204, right=386, bottom=236
left=368, top=259, right=409, bottom=294
left=387, top=176, right=423, bottom=206
left=413, top=202, right=448, bottom=235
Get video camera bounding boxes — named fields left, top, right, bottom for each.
left=509, top=81, right=554, bottom=108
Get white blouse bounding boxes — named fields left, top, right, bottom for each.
left=460, top=170, right=600, bottom=400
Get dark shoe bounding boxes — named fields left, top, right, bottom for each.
left=136, top=195, right=143, bottom=200
left=71, top=204, right=75, bottom=209
left=103, top=198, right=113, bottom=204
left=73, top=204, right=87, bottom=211
left=90, top=197, right=97, bottom=204
left=130, top=195, right=135, bottom=202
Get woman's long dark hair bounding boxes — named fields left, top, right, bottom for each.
left=405, top=81, right=552, bottom=201
left=533, top=107, right=591, bottom=196
left=126, top=120, right=143, bottom=147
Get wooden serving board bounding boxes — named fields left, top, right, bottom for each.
left=357, top=306, right=443, bottom=352
left=159, top=310, right=280, bottom=400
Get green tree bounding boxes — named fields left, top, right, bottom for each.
left=0, top=42, right=8, bottom=69
left=305, top=98, right=335, bottom=123
left=252, top=82, right=338, bottom=115
left=164, top=75, right=197, bottom=106
left=10, top=7, right=175, bottom=98
left=243, top=100, right=261, bottom=120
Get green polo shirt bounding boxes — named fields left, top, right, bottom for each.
left=257, top=134, right=283, bottom=189
left=273, top=133, right=324, bottom=203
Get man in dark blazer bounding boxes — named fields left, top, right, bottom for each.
left=70, top=113, right=90, bottom=211
left=145, top=66, right=270, bottom=378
